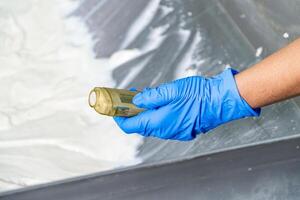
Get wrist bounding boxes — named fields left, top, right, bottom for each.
left=223, top=68, right=261, bottom=117
left=201, top=68, right=261, bottom=133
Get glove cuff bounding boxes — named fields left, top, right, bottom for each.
left=221, top=68, right=261, bottom=118
left=198, top=68, right=261, bottom=134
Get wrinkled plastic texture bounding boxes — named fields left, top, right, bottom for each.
left=75, top=0, right=300, bottom=163
left=2, top=0, right=300, bottom=198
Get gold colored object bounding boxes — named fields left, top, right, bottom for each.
left=88, top=87, right=144, bottom=117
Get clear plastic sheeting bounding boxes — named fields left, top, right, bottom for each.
left=1, top=0, right=300, bottom=194
left=76, top=0, right=300, bottom=163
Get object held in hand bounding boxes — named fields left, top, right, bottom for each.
left=89, top=87, right=143, bottom=117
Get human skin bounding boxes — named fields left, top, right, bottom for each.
left=235, top=38, right=300, bottom=109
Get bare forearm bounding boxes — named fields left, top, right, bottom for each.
left=235, top=38, right=300, bottom=108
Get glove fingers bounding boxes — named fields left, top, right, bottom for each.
left=133, top=83, right=176, bottom=109
left=113, top=111, right=152, bottom=136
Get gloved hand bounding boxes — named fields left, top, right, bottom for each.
left=114, top=68, right=260, bottom=141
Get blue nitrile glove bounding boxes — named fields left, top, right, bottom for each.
left=114, top=68, right=260, bottom=141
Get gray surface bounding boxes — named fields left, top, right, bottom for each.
left=1, top=136, right=300, bottom=200
left=76, top=0, right=300, bottom=163
left=2, top=0, right=300, bottom=199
